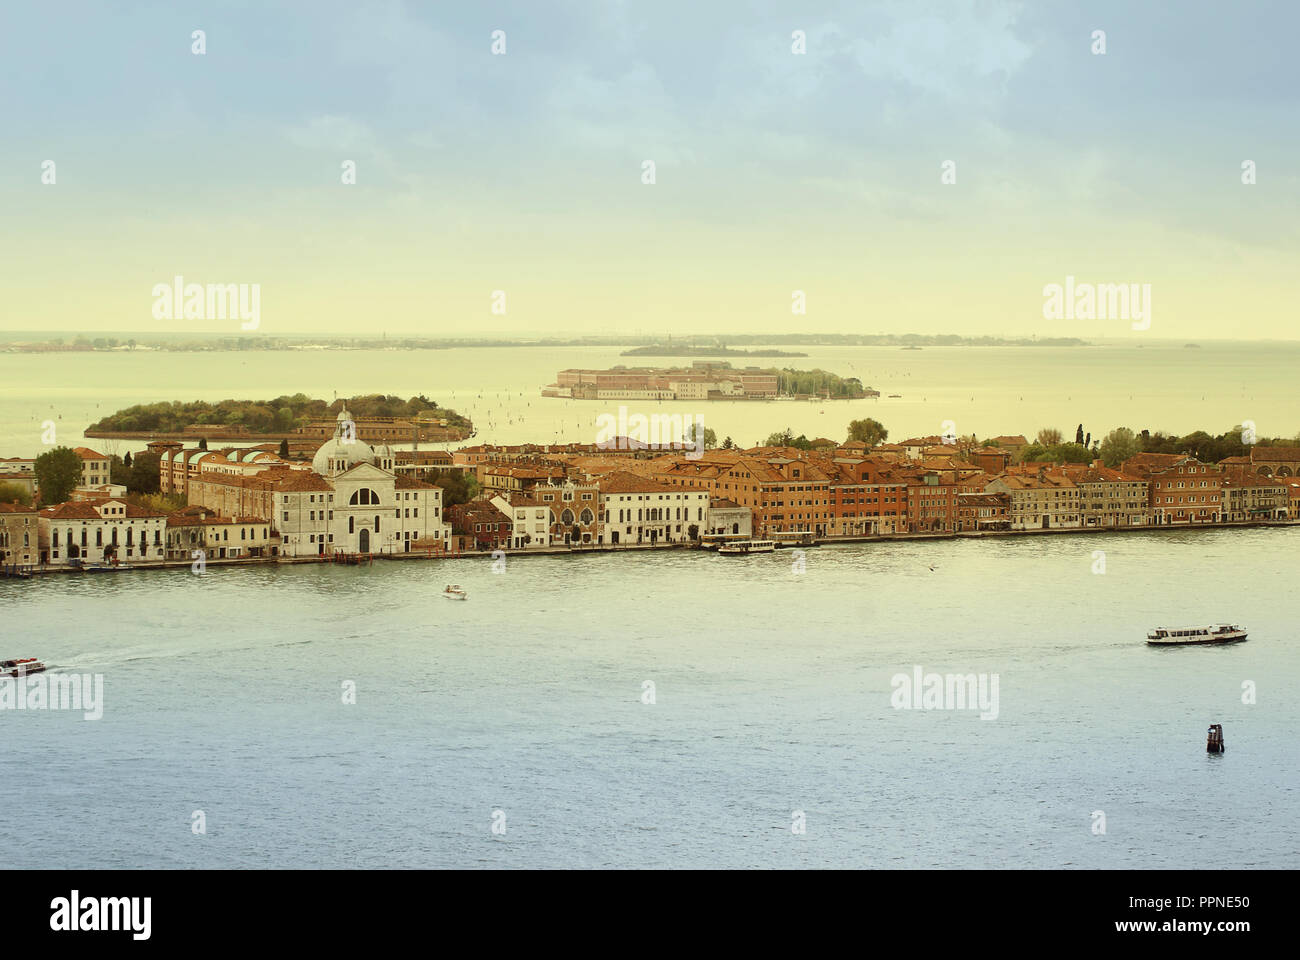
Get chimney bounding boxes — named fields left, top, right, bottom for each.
left=1092, top=459, right=1103, bottom=469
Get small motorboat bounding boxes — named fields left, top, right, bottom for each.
left=1146, top=624, right=1247, bottom=646
left=441, top=584, right=468, bottom=601
left=2, top=658, right=47, bottom=677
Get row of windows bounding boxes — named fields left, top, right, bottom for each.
left=52, top=526, right=162, bottom=547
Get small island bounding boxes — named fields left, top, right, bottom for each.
left=544, top=362, right=876, bottom=400
left=85, top=394, right=474, bottom=444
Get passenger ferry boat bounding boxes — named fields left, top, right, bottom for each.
left=717, top=539, right=776, bottom=555
left=1146, top=624, right=1247, bottom=646
left=441, top=584, right=468, bottom=601
left=770, top=530, right=817, bottom=548
left=700, top=533, right=749, bottom=550
left=2, top=658, right=47, bottom=677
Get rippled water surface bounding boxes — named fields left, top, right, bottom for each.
left=2, top=528, right=1296, bottom=868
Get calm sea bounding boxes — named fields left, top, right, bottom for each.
left=0, top=340, right=1297, bottom=456
left=1, top=343, right=1296, bottom=868
left=1, top=529, right=1296, bottom=868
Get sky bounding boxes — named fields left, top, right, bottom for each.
left=1, top=0, right=1297, bottom=340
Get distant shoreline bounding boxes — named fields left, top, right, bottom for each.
left=0, top=333, right=1092, bottom=353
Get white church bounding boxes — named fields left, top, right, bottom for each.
left=275, top=407, right=449, bottom=558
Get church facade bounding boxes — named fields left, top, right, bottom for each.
left=275, top=408, right=449, bottom=558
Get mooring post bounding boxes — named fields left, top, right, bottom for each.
left=1206, top=723, right=1224, bottom=753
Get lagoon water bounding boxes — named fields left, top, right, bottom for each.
left=1, top=342, right=1297, bottom=868
left=2, top=528, right=1297, bottom=868
left=1, top=339, right=1298, bottom=456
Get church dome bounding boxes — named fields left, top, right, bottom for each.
left=312, top=406, right=376, bottom=476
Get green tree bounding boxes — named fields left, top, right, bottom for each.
left=1099, top=427, right=1140, bottom=467
left=279, top=438, right=290, bottom=458
left=428, top=469, right=478, bottom=508
left=109, top=455, right=131, bottom=486
left=1036, top=427, right=1063, bottom=447
left=721, top=436, right=735, bottom=450
left=34, top=447, right=81, bottom=505
left=0, top=482, right=32, bottom=506
left=846, top=418, right=889, bottom=446
left=127, top=451, right=161, bottom=494
left=198, top=437, right=208, bottom=451
left=683, top=423, right=717, bottom=450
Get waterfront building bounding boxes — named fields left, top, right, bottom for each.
left=165, top=506, right=272, bottom=560
left=596, top=471, right=708, bottom=545
left=309, top=410, right=447, bottom=556
left=189, top=406, right=450, bottom=558
left=1121, top=453, right=1223, bottom=524
left=39, top=498, right=168, bottom=565
left=448, top=500, right=512, bottom=551
left=1220, top=475, right=1289, bottom=522
left=902, top=469, right=961, bottom=532
left=985, top=472, right=1081, bottom=529
left=704, top=498, right=752, bottom=537
left=0, top=501, right=39, bottom=567
left=1062, top=462, right=1151, bottom=527
left=491, top=494, right=554, bottom=549
left=956, top=492, right=1011, bottom=531
left=532, top=480, right=602, bottom=545
left=1287, top=481, right=1300, bottom=519
left=823, top=458, right=908, bottom=536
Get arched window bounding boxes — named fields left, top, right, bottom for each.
left=374, top=516, right=380, bottom=533
left=580, top=509, right=593, bottom=525
left=561, top=509, right=575, bottom=525
left=349, top=488, right=380, bottom=506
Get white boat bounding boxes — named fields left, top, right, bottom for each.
left=717, top=539, right=776, bottom=555
left=441, top=585, right=468, bottom=601
left=2, top=658, right=46, bottom=677
left=1146, top=624, right=1247, bottom=646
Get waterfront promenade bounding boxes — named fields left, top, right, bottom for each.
left=6, top=517, right=1294, bottom=580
